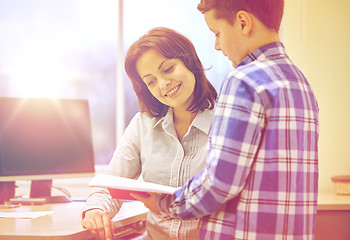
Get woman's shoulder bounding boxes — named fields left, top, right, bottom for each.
left=200, top=108, right=214, bottom=118
left=193, top=108, right=214, bottom=133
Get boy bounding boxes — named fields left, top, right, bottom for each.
left=134, top=0, right=319, bottom=239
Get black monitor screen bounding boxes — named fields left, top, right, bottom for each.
left=0, top=97, right=95, bottom=181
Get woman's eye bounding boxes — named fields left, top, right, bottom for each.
left=163, top=66, right=174, bottom=73
left=144, top=78, right=155, bottom=86
left=147, top=80, right=155, bottom=86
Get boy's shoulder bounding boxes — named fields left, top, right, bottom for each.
left=223, top=59, right=297, bottom=97
left=226, top=42, right=295, bottom=85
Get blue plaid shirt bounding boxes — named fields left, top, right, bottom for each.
left=159, top=42, right=319, bottom=239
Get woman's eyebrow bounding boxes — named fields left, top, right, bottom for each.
left=142, top=74, right=152, bottom=80
left=158, top=59, right=169, bottom=70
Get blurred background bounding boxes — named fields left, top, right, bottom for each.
left=0, top=0, right=231, bottom=165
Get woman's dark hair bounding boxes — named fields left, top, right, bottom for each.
left=125, top=27, right=217, bottom=118
left=197, top=0, right=284, bottom=32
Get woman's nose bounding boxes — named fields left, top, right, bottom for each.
left=215, top=39, right=220, bottom=51
left=159, top=78, right=171, bottom=89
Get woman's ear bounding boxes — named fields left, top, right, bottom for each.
left=236, top=10, right=253, bottom=35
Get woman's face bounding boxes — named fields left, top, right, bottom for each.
left=136, top=49, right=196, bottom=111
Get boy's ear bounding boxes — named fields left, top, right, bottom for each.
left=236, top=11, right=252, bottom=35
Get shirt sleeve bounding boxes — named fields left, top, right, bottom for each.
left=159, top=75, right=266, bottom=219
left=82, top=113, right=143, bottom=219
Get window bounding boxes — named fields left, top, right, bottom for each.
left=0, top=0, right=232, bottom=164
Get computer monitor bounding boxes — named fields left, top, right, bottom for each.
left=0, top=97, right=95, bottom=203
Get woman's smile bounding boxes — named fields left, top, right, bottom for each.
left=165, top=84, right=181, bottom=97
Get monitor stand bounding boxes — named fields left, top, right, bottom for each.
left=8, top=179, right=72, bottom=205
left=0, top=181, right=15, bottom=204
left=30, top=179, right=72, bottom=203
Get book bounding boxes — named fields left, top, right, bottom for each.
left=88, top=174, right=178, bottom=200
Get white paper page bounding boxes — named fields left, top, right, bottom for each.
left=89, top=174, right=178, bottom=194
left=0, top=211, right=54, bottom=219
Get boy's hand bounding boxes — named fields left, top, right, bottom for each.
left=131, top=192, right=161, bottom=215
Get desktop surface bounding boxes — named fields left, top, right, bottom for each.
left=0, top=201, right=148, bottom=240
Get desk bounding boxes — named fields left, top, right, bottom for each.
left=3, top=192, right=347, bottom=239
left=316, top=192, right=350, bottom=240
left=0, top=201, right=148, bottom=240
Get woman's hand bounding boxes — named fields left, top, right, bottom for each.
left=81, top=209, right=113, bottom=240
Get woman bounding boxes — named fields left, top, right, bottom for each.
left=81, top=27, right=217, bottom=240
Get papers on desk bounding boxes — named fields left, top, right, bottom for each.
left=0, top=211, right=54, bottom=219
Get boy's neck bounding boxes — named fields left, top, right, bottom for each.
left=247, top=15, right=281, bottom=54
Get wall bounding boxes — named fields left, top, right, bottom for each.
left=283, top=0, right=350, bottom=192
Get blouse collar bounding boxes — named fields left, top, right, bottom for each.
left=153, top=108, right=212, bottom=135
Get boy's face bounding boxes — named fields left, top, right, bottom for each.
left=204, top=9, right=248, bottom=67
